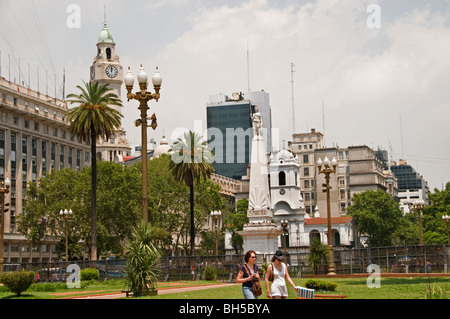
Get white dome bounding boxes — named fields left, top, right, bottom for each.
left=276, top=149, right=294, bottom=162
left=153, top=136, right=171, bottom=158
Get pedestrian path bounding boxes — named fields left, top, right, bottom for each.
left=63, top=282, right=238, bottom=299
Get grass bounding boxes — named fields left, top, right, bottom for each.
left=0, top=276, right=448, bottom=299
left=144, top=277, right=450, bottom=299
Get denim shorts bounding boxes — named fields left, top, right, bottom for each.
left=242, top=285, right=258, bottom=299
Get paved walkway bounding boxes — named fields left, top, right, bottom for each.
left=62, top=282, right=238, bottom=299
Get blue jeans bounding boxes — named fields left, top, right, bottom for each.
left=242, top=285, right=258, bottom=299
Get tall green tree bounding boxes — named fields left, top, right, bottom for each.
left=224, top=198, right=249, bottom=253
left=423, top=182, right=450, bottom=244
left=19, top=162, right=141, bottom=258
left=169, top=131, right=214, bottom=255
left=65, top=80, right=123, bottom=260
left=347, top=189, right=405, bottom=246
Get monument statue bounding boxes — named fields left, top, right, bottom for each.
left=251, top=106, right=263, bottom=137
left=239, top=105, right=281, bottom=256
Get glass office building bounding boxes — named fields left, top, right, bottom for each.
left=206, top=91, right=272, bottom=180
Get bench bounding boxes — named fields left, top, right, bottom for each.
left=121, top=290, right=132, bottom=297
left=296, top=294, right=347, bottom=299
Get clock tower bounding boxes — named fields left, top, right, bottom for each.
left=91, top=21, right=131, bottom=160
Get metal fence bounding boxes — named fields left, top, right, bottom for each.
left=5, top=244, right=449, bottom=281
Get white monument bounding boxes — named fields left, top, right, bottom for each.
left=239, top=107, right=281, bottom=255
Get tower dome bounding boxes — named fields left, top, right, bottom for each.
left=275, top=149, right=294, bottom=162
left=153, top=136, right=171, bottom=158
left=98, top=23, right=115, bottom=44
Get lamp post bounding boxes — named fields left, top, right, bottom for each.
left=412, top=200, right=425, bottom=246
left=442, top=215, right=450, bottom=245
left=125, top=65, right=162, bottom=223
left=0, top=178, right=11, bottom=274
left=59, top=209, right=72, bottom=267
left=281, top=220, right=288, bottom=255
left=317, top=156, right=337, bottom=275
left=211, top=210, right=221, bottom=264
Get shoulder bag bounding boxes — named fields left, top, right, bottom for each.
left=244, top=264, right=262, bottom=296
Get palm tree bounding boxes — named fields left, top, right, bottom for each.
left=65, top=80, right=123, bottom=260
left=169, top=131, right=214, bottom=255
left=307, top=238, right=328, bottom=274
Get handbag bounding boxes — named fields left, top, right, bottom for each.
left=268, top=263, right=274, bottom=282
left=244, top=264, right=262, bottom=296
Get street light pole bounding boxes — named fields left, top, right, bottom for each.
left=59, top=209, right=73, bottom=267
left=124, top=65, right=162, bottom=223
left=211, top=210, right=221, bottom=265
left=281, top=220, right=288, bottom=255
left=412, top=200, right=425, bottom=246
left=317, top=156, right=337, bottom=275
left=0, top=178, right=11, bottom=274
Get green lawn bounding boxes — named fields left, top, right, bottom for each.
left=146, top=277, right=450, bottom=299
left=0, top=277, right=448, bottom=299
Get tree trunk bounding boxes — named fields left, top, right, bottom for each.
left=90, top=129, right=97, bottom=261
left=190, top=183, right=194, bottom=256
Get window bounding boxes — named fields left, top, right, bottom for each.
left=106, top=48, right=111, bottom=59
left=303, top=167, right=309, bottom=176
left=303, top=154, right=309, bottom=163
left=304, top=180, right=310, bottom=189
left=34, top=122, right=39, bottom=131
left=278, top=171, right=286, bottom=186
left=24, top=119, right=29, bottom=129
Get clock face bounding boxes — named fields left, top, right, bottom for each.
left=105, top=65, right=118, bottom=78
left=90, top=66, right=95, bottom=80
left=279, top=189, right=285, bottom=195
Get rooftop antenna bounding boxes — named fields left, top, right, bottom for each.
left=247, top=42, right=250, bottom=92
left=62, top=67, right=66, bottom=101
left=322, top=98, right=325, bottom=145
left=400, top=115, right=404, bottom=158
left=290, top=62, right=296, bottom=134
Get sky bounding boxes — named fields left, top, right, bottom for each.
left=1, top=0, right=450, bottom=191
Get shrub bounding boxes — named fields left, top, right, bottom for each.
left=80, top=268, right=99, bottom=281
left=29, top=282, right=55, bottom=292
left=305, top=279, right=337, bottom=291
left=203, top=265, right=217, bottom=281
left=0, top=270, right=35, bottom=296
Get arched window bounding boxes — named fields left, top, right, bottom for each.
left=309, top=230, right=320, bottom=244
left=278, top=171, right=286, bottom=186
left=106, top=48, right=111, bottom=60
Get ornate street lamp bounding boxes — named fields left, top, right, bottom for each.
left=412, top=199, right=425, bottom=246
left=59, top=209, right=73, bottom=267
left=442, top=215, right=450, bottom=245
left=317, top=156, right=337, bottom=275
left=125, top=65, right=162, bottom=223
left=281, top=219, right=288, bottom=255
left=211, top=210, right=222, bottom=264
left=0, top=178, right=11, bottom=274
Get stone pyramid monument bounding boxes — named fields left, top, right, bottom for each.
left=239, top=106, right=281, bottom=255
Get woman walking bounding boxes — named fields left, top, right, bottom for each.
left=236, top=250, right=261, bottom=299
left=265, top=250, right=297, bottom=299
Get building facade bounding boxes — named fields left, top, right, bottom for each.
left=0, top=77, right=91, bottom=263
left=206, top=90, right=272, bottom=180
left=390, top=159, right=430, bottom=213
